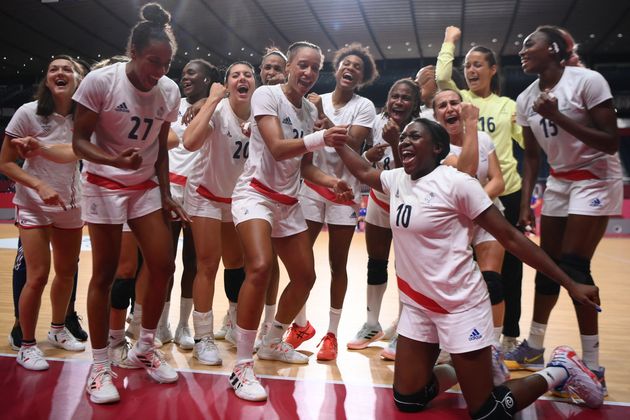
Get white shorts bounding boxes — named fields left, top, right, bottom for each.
left=184, top=185, right=233, bottom=222
left=231, top=187, right=307, bottom=238
left=170, top=183, right=185, bottom=206
left=16, top=206, right=83, bottom=230
left=397, top=298, right=494, bottom=354
left=82, top=186, right=162, bottom=224
left=542, top=176, right=623, bottom=217
left=300, top=195, right=359, bottom=227
left=365, top=190, right=390, bottom=229
left=472, top=224, right=496, bottom=246
left=122, top=222, right=131, bottom=233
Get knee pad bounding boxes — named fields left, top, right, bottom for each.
left=471, top=385, right=517, bottom=420
left=111, top=278, right=134, bottom=310
left=482, top=271, right=504, bottom=305
left=367, top=258, right=388, bottom=285
left=535, top=270, right=561, bottom=296
left=224, top=267, right=246, bottom=303
left=559, top=254, right=594, bottom=306
left=393, top=374, right=438, bottom=413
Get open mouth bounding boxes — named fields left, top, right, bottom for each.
left=342, top=72, right=354, bottom=82
left=55, top=79, right=68, bottom=87
left=237, top=85, right=249, bottom=94
left=400, top=149, right=415, bottom=166
left=445, top=114, right=459, bottom=125
left=182, top=80, right=192, bottom=89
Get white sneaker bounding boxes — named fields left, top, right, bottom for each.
left=491, top=345, right=511, bottom=386
left=254, top=322, right=272, bottom=353
left=193, top=336, right=222, bottom=366
left=17, top=345, right=49, bottom=371
left=225, top=325, right=237, bottom=346
left=230, top=359, right=267, bottom=401
left=436, top=349, right=452, bottom=365
left=257, top=337, right=309, bottom=364
left=127, top=346, right=179, bottom=383
left=86, top=364, right=120, bottom=404
left=214, top=312, right=231, bottom=340
left=109, top=338, right=139, bottom=369
left=347, top=323, right=384, bottom=350
left=174, top=325, right=194, bottom=350
left=125, top=320, right=140, bottom=340
left=382, top=318, right=399, bottom=341
left=380, top=334, right=397, bottom=360
left=156, top=323, right=173, bottom=346
left=47, top=327, right=85, bottom=351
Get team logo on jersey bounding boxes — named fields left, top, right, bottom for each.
left=39, top=122, right=52, bottom=135
left=157, top=106, right=164, bottom=119
left=115, top=102, right=130, bottom=113
left=424, top=192, right=436, bottom=205
left=282, top=116, right=292, bottom=125
left=349, top=211, right=357, bottom=219
left=395, top=189, right=399, bottom=198
left=89, top=202, right=98, bottom=215
left=468, top=328, right=482, bottom=341
left=589, top=198, right=602, bottom=208
left=226, top=130, right=232, bottom=138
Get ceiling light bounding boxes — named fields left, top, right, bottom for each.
left=428, top=43, right=432, bottom=48
left=617, top=33, right=623, bottom=38
left=492, top=38, right=497, bottom=43
left=589, top=34, right=595, bottom=38
left=517, top=33, right=523, bottom=38
left=386, top=45, right=391, bottom=49
left=405, top=41, right=410, bottom=46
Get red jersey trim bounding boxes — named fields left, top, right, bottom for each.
left=369, top=188, right=390, bottom=213
left=397, top=275, right=450, bottom=314
left=550, top=168, right=598, bottom=181
left=250, top=178, right=298, bottom=205
left=169, top=173, right=187, bottom=186
left=86, top=173, right=158, bottom=191
left=196, top=185, right=232, bottom=204
left=303, top=180, right=356, bottom=206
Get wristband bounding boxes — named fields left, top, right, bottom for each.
left=361, top=151, right=371, bottom=162
left=303, top=130, right=326, bottom=152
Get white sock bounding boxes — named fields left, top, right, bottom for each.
left=535, top=366, right=569, bottom=389
left=92, top=347, right=109, bottom=370
left=132, top=303, right=142, bottom=325
left=138, top=327, right=156, bottom=353
left=178, top=297, right=193, bottom=328
left=235, top=325, right=257, bottom=363
left=493, top=327, right=503, bottom=348
left=328, top=307, right=342, bottom=336
left=108, top=329, right=125, bottom=346
left=192, top=310, right=214, bottom=340
left=294, top=305, right=307, bottom=327
left=158, top=301, right=170, bottom=328
left=228, top=302, right=238, bottom=326
left=580, top=334, right=600, bottom=370
left=527, top=321, right=547, bottom=350
left=265, top=320, right=290, bottom=343
left=366, top=284, right=387, bottom=326
left=264, top=304, right=276, bottom=324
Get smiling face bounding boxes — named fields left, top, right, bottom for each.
left=519, top=31, right=555, bottom=74
left=398, top=121, right=441, bottom=180
left=226, top=63, right=256, bottom=103
left=464, top=50, right=496, bottom=96
left=433, top=90, right=463, bottom=137
left=129, top=39, right=173, bottom=91
left=260, top=53, right=287, bottom=85
left=286, top=46, right=322, bottom=96
left=386, top=82, right=415, bottom=126
left=181, top=62, right=209, bottom=101
left=45, top=58, right=79, bottom=99
left=335, top=54, right=364, bottom=90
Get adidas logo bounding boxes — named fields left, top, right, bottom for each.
left=589, top=198, right=602, bottom=208
left=350, top=211, right=357, bottom=219
left=468, top=328, right=482, bottom=341
left=282, top=116, right=292, bottom=125
left=115, top=102, right=130, bottom=113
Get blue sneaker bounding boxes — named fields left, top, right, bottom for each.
left=504, top=339, right=544, bottom=371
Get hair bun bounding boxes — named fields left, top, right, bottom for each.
left=141, top=2, right=170, bottom=26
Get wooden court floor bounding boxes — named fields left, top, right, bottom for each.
left=0, top=223, right=629, bottom=404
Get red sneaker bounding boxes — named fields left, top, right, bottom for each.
left=317, top=333, right=338, bottom=361
left=284, top=321, right=316, bottom=349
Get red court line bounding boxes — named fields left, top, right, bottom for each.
left=0, top=356, right=627, bottom=419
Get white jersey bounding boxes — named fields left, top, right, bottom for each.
left=516, top=66, right=622, bottom=180
left=187, top=98, right=253, bottom=201
left=420, top=105, right=436, bottom=121
left=300, top=92, right=375, bottom=204
left=380, top=165, right=492, bottom=313
left=72, top=62, right=180, bottom=193
left=368, top=113, right=397, bottom=206
left=169, top=98, right=201, bottom=186
left=5, top=101, right=80, bottom=211
left=448, top=131, right=495, bottom=184
left=233, top=84, right=317, bottom=199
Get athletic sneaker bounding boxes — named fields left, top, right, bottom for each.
left=109, top=338, right=138, bottom=369
left=546, top=345, right=604, bottom=408
left=436, top=349, right=452, bottom=365
left=382, top=318, right=399, bottom=341
left=156, top=323, right=173, bottom=346
left=127, top=346, right=179, bottom=383
left=86, top=364, right=120, bottom=404
left=347, top=323, right=384, bottom=350
left=48, top=327, right=86, bottom=351
left=316, top=333, right=338, bottom=361
left=17, top=345, right=48, bottom=371
left=501, top=336, right=521, bottom=354
left=254, top=322, right=272, bottom=353
left=174, top=325, right=194, bottom=350
left=284, top=321, right=316, bottom=350
left=380, top=334, right=397, bottom=360
left=9, top=324, right=22, bottom=351
left=65, top=311, right=88, bottom=342
left=125, top=319, right=140, bottom=340
left=552, top=366, right=608, bottom=398
left=504, top=339, right=544, bottom=371
left=257, top=337, right=309, bottom=364
left=230, top=359, right=267, bottom=401
left=193, top=337, right=222, bottom=366
left=225, top=326, right=237, bottom=346
left=491, top=346, right=511, bottom=386
left=215, top=312, right=231, bottom=340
